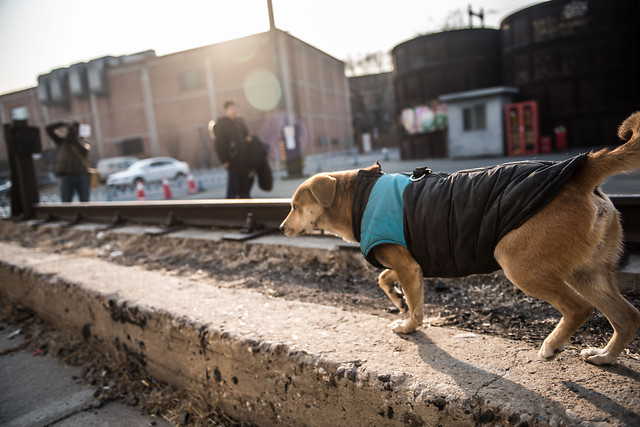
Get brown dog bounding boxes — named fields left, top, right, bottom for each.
left=280, top=112, right=640, bottom=365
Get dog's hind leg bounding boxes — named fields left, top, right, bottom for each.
left=564, top=201, right=640, bottom=364
left=378, top=269, right=408, bottom=313
left=499, top=265, right=595, bottom=360
left=568, top=267, right=640, bottom=365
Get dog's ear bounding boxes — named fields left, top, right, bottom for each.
left=363, top=162, right=381, bottom=173
left=308, top=174, right=337, bottom=207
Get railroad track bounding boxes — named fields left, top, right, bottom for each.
left=31, top=199, right=292, bottom=232
left=31, top=195, right=640, bottom=248
left=613, top=195, right=640, bottom=251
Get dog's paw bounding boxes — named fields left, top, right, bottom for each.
left=580, top=348, right=617, bottom=365
left=390, top=319, right=418, bottom=334
left=538, top=343, right=565, bottom=360
left=387, top=299, right=408, bottom=314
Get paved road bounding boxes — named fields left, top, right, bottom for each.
left=37, top=147, right=638, bottom=204
left=241, top=147, right=639, bottom=198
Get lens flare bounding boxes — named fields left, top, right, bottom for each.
left=243, top=69, right=281, bottom=112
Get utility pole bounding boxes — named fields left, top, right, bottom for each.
left=268, top=0, right=276, bottom=30
left=468, top=5, right=485, bottom=28
left=267, top=0, right=302, bottom=177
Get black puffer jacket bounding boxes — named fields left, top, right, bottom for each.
left=352, top=155, right=587, bottom=277
left=213, top=116, right=249, bottom=166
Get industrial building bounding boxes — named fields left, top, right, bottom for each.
left=392, top=28, right=501, bottom=158
left=0, top=29, right=352, bottom=170
left=348, top=72, right=397, bottom=151
left=392, top=0, right=639, bottom=158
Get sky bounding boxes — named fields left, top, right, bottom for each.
left=0, top=0, right=544, bottom=95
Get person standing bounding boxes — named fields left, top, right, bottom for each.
left=214, top=101, right=253, bottom=198
left=46, top=121, right=91, bottom=202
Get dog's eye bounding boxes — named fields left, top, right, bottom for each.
left=292, top=204, right=299, bottom=211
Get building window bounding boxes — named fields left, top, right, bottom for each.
left=10, top=106, right=29, bottom=121
left=178, top=69, right=203, bottom=90
left=119, top=137, right=144, bottom=155
left=463, top=104, right=486, bottom=131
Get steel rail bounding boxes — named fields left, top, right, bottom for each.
left=32, top=199, right=292, bottom=230
left=31, top=195, right=640, bottom=245
left=610, top=195, right=640, bottom=247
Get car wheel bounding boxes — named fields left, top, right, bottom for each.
left=174, top=172, right=186, bottom=185
left=131, top=177, right=144, bottom=191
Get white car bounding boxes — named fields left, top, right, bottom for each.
left=106, top=157, right=190, bottom=188
left=96, top=156, right=138, bottom=181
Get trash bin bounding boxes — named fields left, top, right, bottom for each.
left=540, top=136, right=552, bottom=154
left=554, top=126, right=567, bottom=152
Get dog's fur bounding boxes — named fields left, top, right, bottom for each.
left=280, top=112, right=640, bottom=365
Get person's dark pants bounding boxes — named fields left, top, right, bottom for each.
left=60, top=174, right=90, bottom=202
left=226, top=166, right=252, bottom=199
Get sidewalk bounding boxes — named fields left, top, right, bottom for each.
left=0, top=322, right=172, bottom=426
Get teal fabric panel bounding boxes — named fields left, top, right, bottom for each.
left=360, top=173, right=411, bottom=256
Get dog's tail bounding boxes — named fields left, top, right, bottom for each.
left=572, top=111, right=640, bottom=191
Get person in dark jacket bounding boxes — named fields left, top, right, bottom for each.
left=213, top=101, right=254, bottom=198
left=46, top=121, right=91, bottom=202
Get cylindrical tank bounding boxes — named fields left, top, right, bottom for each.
left=501, top=0, right=640, bottom=148
left=392, top=28, right=501, bottom=108
left=392, top=29, right=501, bottom=158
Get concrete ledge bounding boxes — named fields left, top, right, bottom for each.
left=1, top=241, right=639, bottom=426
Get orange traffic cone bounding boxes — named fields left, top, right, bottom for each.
left=187, top=173, right=197, bottom=194
left=162, top=176, right=173, bottom=199
left=136, top=180, right=146, bottom=200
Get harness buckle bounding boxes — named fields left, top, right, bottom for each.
left=410, top=166, right=431, bottom=182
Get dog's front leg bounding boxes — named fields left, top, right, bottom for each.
left=373, top=244, right=424, bottom=334
left=378, top=269, right=409, bottom=313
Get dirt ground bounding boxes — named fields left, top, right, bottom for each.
left=1, top=222, right=640, bottom=425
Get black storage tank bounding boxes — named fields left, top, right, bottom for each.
left=392, top=28, right=501, bottom=158
left=501, top=0, right=640, bottom=148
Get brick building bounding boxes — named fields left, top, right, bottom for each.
left=349, top=72, right=398, bottom=151
left=0, top=29, right=353, bottom=170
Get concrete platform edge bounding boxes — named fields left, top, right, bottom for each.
left=1, top=237, right=639, bottom=426
left=0, top=244, right=479, bottom=426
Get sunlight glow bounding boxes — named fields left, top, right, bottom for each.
left=244, top=69, right=282, bottom=112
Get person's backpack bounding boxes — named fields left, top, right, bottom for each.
left=249, top=136, right=273, bottom=191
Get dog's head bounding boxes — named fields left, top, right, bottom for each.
left=280, top=173, right=337, bottom=237
left=280, top=163, right=381, bottom=239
